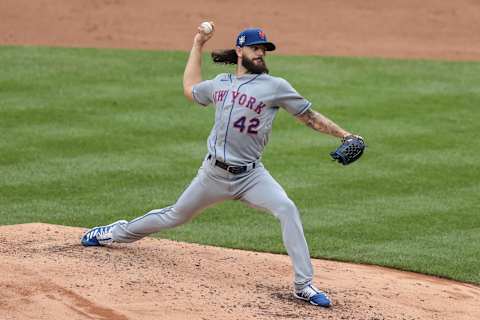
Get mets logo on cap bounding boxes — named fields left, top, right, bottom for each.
left=238, top=35, right=246, bottom=46
left=258, top=31, right=266, bottom=40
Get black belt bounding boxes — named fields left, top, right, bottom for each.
left=207, top=155, right=256, bottom=174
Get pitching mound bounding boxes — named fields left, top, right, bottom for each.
left=1, top=223, right=479, bottom=320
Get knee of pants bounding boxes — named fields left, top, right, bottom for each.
left=141, top=206, right=190, bottom=230
left=167, top=205, right=198, bottom=226
left=272, top=198, right=300, bottom=220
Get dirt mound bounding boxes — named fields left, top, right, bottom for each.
left=1, top=223, right=479, bottom=320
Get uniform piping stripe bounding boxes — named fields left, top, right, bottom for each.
left=294, top=101, right=312, bottom=116
left=223, top=74, right=260, bottom=162
left=214, top=89, right=230, bottom=159
left=128, top=206, right=174, bottom=225
left=212, top=74, right=233, bottom=159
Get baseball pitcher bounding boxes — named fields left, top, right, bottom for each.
left=81, top=22, right=365, bottom=308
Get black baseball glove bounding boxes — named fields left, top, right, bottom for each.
left=330, top=135, right=366, bottom=165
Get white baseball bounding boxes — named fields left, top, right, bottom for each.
left=200, top=21, right=213, bottom=34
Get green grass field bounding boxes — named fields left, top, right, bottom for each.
left=1, top=46, right=479, bottom=284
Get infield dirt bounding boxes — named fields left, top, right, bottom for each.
left=1, top=224, right=480, bottom=320
left=1, top=0, right=480, bottom=60
left=1, top=1, right=480, bottom=319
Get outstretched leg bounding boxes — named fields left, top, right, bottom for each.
left=113, top=167, right=230, bottom=242
left=82, top=166, right=230, bottom=245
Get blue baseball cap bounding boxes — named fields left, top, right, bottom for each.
left=236, top=28, right=276, bottom=51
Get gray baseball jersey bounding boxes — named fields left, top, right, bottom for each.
left=111, top=73, right=316, bottom=291
left=192, top=73, right=311, bottom=165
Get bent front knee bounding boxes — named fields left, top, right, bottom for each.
left=273, top=199, right=299, bottom=218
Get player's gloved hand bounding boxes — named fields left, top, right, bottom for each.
left=330, top=134, right=366, bottom=165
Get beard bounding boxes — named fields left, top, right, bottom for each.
left=242, top=56, right=269, bottom=74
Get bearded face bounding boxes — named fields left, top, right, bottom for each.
left=241, top=54, right=269, bottom=74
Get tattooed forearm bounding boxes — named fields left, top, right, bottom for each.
left=297, top=108, right=349, bottom=138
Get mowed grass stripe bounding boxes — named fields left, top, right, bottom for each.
left=0, top=46, right=479, bottom=284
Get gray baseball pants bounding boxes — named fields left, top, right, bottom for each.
left=112, top=156, right=314, bottom=290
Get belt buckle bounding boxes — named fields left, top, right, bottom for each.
left=227, top=165, right=243, bottom=174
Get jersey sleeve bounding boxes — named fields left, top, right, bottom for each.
left=192, top=79, right=214, bottom=106
left=274, top=78, right=311, bottom=116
